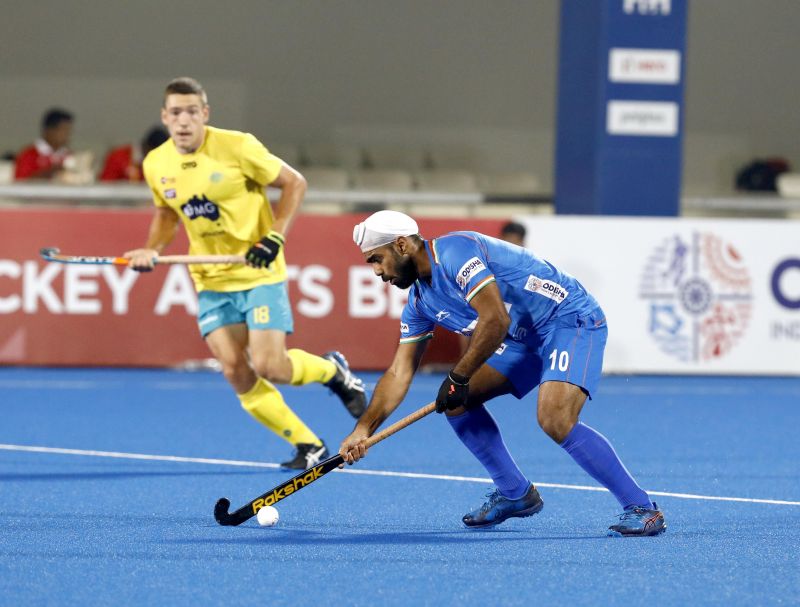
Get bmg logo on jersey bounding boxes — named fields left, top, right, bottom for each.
left=456, top=257, right=486, bottom=289
left=640, top=232, right=753, bottom=362
left=181, top=195, right=220, bottom=221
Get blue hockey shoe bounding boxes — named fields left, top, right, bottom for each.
left=323, top=351, right=367, bottom=418
left=608, top=502, right=667, bottom=537
left=462, top=484, right=543, bottom=529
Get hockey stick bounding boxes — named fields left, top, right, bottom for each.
left=214, top=401, right=437, bottom=526
left=40, top=247, right=246, bottom=265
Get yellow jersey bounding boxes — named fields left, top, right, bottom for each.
left=143, top=126, right=284, bottom=292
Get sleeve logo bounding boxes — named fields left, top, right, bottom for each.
left=524, top=274, right=569, bottom=303
left=400, top=322, right=410, bottom=334
left=456, top=257, right=487, bottom=289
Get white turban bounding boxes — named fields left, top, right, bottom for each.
left=353, top=210, right=420, bottom=252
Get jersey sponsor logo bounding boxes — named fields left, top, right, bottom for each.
left=400, top=322, right=410, bottom=334
left=524, top=275, right=569, bottom=303
left=181, top=161, right=197, bottom=170
left=456, top=257, right=487, bottom=289
left=181, top=194, right=220, bottom=221
left=640, top=232, right=752, bottom=362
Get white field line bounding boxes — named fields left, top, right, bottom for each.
left=1, top=443, right=798, bottom=507
left=0, top=443, right=281, bottom=469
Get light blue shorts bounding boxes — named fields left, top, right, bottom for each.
left=485, top=308, right=608, bottom=399
left=196, top=283, right=294, bottom=337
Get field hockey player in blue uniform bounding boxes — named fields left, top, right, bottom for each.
left=339, top=210, right=666, bottom=537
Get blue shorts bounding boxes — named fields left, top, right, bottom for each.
left=196, top=283, right=294, bottom=337
left=485, top=309, right=608, bottom=399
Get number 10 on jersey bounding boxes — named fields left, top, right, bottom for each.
left=549, top=349, right=570, bottom=372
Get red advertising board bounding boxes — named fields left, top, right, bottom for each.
left=0, top=208, right=503, bottom=369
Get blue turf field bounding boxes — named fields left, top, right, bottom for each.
left=1, top=369, right=798, bottom=606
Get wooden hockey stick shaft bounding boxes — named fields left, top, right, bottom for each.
left=154, top=254, right=247, bottom=265
left=40, top=247, right=246, bottom=265
left=364, top=402, right=436, bottom=449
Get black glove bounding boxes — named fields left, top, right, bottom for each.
left=435, top=371, right=469, bottom=413
left=245, top=230, right=285, bottom=268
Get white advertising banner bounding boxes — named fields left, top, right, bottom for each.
left=518, top=216, right=800, bottom=375
left=608, top=48, right=681, bottom=84
left=606, top=100, right=679, bottom=137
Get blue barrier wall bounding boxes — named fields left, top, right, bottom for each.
left=555, top=0, right=687, bottom=215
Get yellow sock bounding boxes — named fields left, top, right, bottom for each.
left=287, top=349, right=336, bottom=386
left=237, top=378, right=321, bottom=446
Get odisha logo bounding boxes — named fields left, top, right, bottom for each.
left=639, top=232, right=752, bottom=362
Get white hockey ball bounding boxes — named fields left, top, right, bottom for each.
left=256, top=505, right=279, bottom=527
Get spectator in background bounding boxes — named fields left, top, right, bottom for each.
left=499, top=221, right=526, bottom=247
left=14, top=108, right=74, bottom=180
left=99, top=126, right=169, bottom=181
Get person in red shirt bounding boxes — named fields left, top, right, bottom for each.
left=14, top=108, right=74, bottom=180
left=98, top=126, right=169, bottom=182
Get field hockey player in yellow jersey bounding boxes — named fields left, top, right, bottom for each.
left=124, top=77, right=367, bottom=469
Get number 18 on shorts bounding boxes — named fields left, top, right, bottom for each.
left=196, top=283, right=294, bottom=337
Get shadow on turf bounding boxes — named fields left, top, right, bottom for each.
left=167, top=529, right=604, bottom=545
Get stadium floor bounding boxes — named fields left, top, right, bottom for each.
left=1, top=368, right=798, bottom=606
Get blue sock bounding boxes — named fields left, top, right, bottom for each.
left=447, top=406, right=530, bottom=500
left=560, top=422, right=653, bottom=510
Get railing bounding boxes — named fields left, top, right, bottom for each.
left=0, top=183, right=483, bottom=206
left=3, top=183, right=799, bottom=217
left=682, top=195, right=800, bottom=215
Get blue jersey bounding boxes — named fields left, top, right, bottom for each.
left=399, top=232, right=600, bottom=349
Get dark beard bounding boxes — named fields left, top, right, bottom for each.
left=392, top=253, right=418, bottom=289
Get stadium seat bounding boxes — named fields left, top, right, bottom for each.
left=777, top=173, right=800, bottom=198
left=0, top=160, right=13, bottom=184
left=414, top=170, right=479, bottom=193
left=478, top=171, right=541, bottom=196
left=300, top=142, right=363, bottom=169
left=427, top=145, right=483, bottom=170
left=352, top=169, right=414, bottom=191
left=267, top=143, right=300, bottom=167
left=362, top=145, right=428, bottom=171
left=301, top=167, right=351, bottom=190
